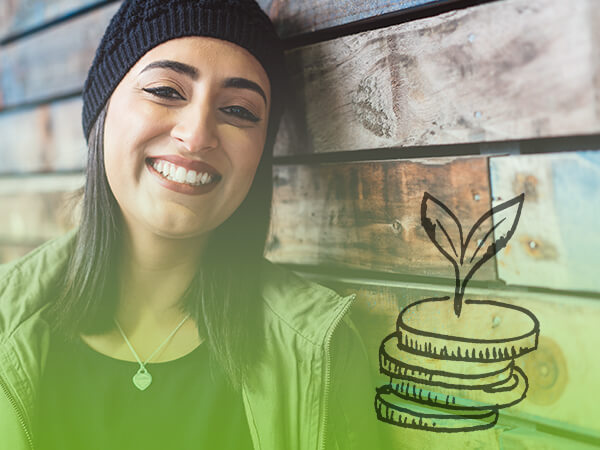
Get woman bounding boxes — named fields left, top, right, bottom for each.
left=0, top=1, right=380, bottom=449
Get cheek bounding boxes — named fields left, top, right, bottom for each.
left=231, top=132, right=266, bottom=183
left=103, top=98, right=168, bottom=183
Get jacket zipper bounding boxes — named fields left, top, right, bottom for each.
left=318, top=293, right=357, bottom=450
left=0, top=373, right=35, bottom=450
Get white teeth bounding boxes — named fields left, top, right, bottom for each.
left=169, top=164, right=178, bottom=179
left=174, top=166, right=187, bottom=183
left=186, top=170, right=197, bottom=184
left=151, top=159, right=216, bottom=186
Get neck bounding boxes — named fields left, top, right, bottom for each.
left=114, top=225, right=207, bottom=330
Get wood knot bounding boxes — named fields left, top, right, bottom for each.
left=519, top=235, right=559, bottom=260
left=391, top=219, right=403, bottom=234
left=512, top=173, right=538, bottom=201
left=521, top=336, right=567, bottom=406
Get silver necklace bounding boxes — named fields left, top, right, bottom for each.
left=114, top=313, right=191, bottom=391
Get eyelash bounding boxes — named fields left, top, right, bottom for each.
left=220, top=106, right=260, bottom=123
left=142, top=86, right=184, bottom=100
left=143, top=86, right=260, bottom=123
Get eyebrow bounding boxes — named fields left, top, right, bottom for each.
left=140, top=59, right=268, bottom=106
left=223, top=77, right=267, bottom=106
left=140, top=60, right=199, bottom=79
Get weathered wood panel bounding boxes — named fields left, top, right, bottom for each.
left=379, top=420, right=507, bottom=450
left=0, top=0, right=452, bottom=109
left=0, top=0, right=453, bottom=43
left=2, top=0, right=599, bottom=158
left=0, top=3, right=118, bottom=109
left=266, top=156, right=496, bottom=280
left=499, top=427, right=600, bottom=449
left=275, top=0, right=600, bottom=156
left=0, top=243, right=39, bottom=264
left=0, top=0, right=108, bottom=41
left=490, top=151, right=600, bottom=293
left=0, top=157, right=494, bottom=279
left=0, top=175, right=83, bottom=249
left=0, top=98, right=85, bottom=174
left=258, top=0, right=453, bottom=38
left=309, top=276, right=600, bottom=438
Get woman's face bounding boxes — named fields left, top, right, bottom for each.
left=103, top=36, right=271, bottom=241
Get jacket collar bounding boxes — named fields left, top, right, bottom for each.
left=259, top=259, right=354, bottom=346
left=0, top=230, right=77, bottom=443
left=0, top=231, right=355, bottom=450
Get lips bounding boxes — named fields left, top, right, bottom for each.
left=145, top=155, right=222, bottom=195
left=147, top=155, right=222, bottom=178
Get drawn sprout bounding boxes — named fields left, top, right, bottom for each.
left=375, top=191, right=538, bottom=432
left=421, top=192, right=525, bottom=317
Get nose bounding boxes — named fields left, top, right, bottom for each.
left=170, top=104, right=219, bottom=153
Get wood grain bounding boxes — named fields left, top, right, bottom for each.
left=490, top=151, right=600, bottom=294
left=0, top=174, right=83, bottom=249
left=0, top=0, right=449, bottom=43
left=0, top=157, right=494, bottom=279
left=266, top=155, right=496, bottom=280
left=258, top=0, right=450, bottom=38
left=0, top=0, right=109, bottom=41
left=309, top=275, right=600, bottom=438
left=0, top=3, right=118, bottom=109
left=499, top=427, right=600, bottom=449
left=0, top=243, right=39, bottom=264
left=274, top=0, right=600, bottom=156
left=0, top=98, right=85, bottom=174
left=2, top=0, right=599, bottom=158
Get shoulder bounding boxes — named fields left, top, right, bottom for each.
left=258, top=258, right=356, bottom=345
left=0, top=230, right=76, bottom=337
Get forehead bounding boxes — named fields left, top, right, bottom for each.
left=131, top=36, right=270, bottom=94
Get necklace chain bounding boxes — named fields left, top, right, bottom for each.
left=114, top=313, right=191, bottom=390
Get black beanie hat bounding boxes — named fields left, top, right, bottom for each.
left=81, top=0, right=286, bottom=140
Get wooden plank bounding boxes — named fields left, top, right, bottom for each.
left=379, top=419, right=507, bottom=449
left=0, top=0, right=109, bottom=41
left=0, top=156, right=494, bottom=281
left=490, top=151, right=600, bottom=294
left=0, top=0, right=453, bottom=43
left=258, top=0, right=451, bottom=38
left=305, top=275, right=600, bottom=437
left=0, top=3, right=119, bottom=109
left=274, top=0, right=600, bottom=156
left=0, top=98, right=86, bottom=174
left=0, top=244, right=39, bottom=264
left=3, top=0, right=599, bottom=157
left=0, top=174, right=83, bottom=246
left=500, top=427, right=600, bottom=449
left=266, top=155, right=496, bottom=280
left=0, top=0, right=445, bottom=109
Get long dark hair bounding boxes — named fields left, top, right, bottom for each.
left=45, top=94, right=280, bottom=390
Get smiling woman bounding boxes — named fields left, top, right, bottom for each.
left=0, top=1, right=380, bottom=450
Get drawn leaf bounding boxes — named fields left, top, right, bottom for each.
left=421, top=192, right=464, bottom=267
left=462, top=193, right=525, bottom=287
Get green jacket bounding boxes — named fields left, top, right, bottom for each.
left=0, top=232, right=381, bottom=450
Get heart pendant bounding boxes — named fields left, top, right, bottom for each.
left=133, top=368, right=152, bottom=391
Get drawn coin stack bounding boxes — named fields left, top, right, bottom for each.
left=374, top=192, right=540, bottom=432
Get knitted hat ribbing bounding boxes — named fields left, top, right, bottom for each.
left=82, top=0, right=286, bottom=140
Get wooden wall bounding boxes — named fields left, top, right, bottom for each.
left=1, top=0, right=599, bottom=448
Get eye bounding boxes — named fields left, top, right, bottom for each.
left=142, top=86, right=185, bottom=100
left=220, top=105, right=260, bottom=123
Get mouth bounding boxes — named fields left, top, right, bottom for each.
left=146, top=156, right=222, bottom=195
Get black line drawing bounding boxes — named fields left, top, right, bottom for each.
left=374, top=192, right=540, bottom=432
